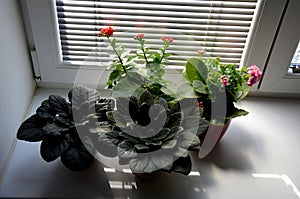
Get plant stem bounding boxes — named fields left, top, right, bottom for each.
left=141, top=42, right=149, bottom=63
left=159, top=43, right=168, bottom=63
left=107, top=37, right=127, bottom=74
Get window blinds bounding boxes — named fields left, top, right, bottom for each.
left=56, top=0, right=258, bottom=68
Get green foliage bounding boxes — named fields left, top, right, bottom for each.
left=96, top=89, right=208, bottom=175
left=17, top=85, right=113, bottom=171
left=105, top=32, right=175, bottom=101
left=184, top=56, right=252, bottom=121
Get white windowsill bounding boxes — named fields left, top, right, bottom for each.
left=1, top=88, right=300, bottom=199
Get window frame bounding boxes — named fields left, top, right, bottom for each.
left=255, top=0, right=300, bottom=93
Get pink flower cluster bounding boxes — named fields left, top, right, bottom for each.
left=161, top=36, right=173, bottom=43
left=220, top=75, right=229, bottom=87
left=135, top=33, right=145, bottom=40
left=247, top=65, right=262, bottom=86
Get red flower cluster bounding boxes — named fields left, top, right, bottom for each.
left=98, top=26, right=114, bottom=37
left=247, top=65, right=262, bottom=86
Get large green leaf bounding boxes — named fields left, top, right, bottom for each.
left=129, top=157, right=149, bottom=173
left=49, top=95, right=70, bottom=114
left=112, top=72, right=146, bottom=98
left=178, top=132, right=200, bottom=149
left=176, top=83, right=197, bottom=98
left=36, top=100, right=54, bottom=120
left=185, top=58, right=208, bottom=84
left=60, top=145, right=95, bottom=171
left=193, top=80, right=208, bottom=94
left=68, top=85, right=100, bottom=108
left=43, top=123, right=69, bottom=136
left=129, top=155, right=173, bottom=173
left=17, top=114, right=46, bottom=142
left=40, top=136, right=70, bottom=162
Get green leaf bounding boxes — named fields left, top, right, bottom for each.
left=145, top=141, right=163, bottom=147
left=129, top=157, right=150, bottom=173
left=181, top=116, right=201, bottom=130
left=117, top=140, right=137, bottom=158
left=40, top=136, right=70, bottom=162
left=164, top=126, right=183, bottom=141
left=111, top=38, right=116, bottom=47
left=106, top=111, right=127, bottom=128
left=227, top=108, right=249, bottom=119
left=174, top=147, right=189, bottom=157
left=166, top=112, right=182, bottom=127
left=138, top=89, right=153, bottom=106
left=36, top=100, right=54, bottom=120
left=151, top=128, right=171, bottom=141
left=43, top=123, right=69, bottom=136
left=112, top=72, right=146, bottom=98
left=197, top=118, right=210, bottom=135
left=185, top=58, right=208, bottom=84
left=119, top=131, right=141, bottom=144
left=176, top=83, right=197, bottom=98
left=164, top=53, right=171, bottom=57
left=129, top=155, right=173, bottom=173
left=68, top=85, right=100, bottom=108
left=154, top=97, right=168, bottom=110
left=60, top=145, right=95, bottom=171
left=49, top=95, right=70, bottom=114
left=107, top=69, right=122, bottom=87
left=121, top=49, right=131, bottom=59
left=134, top=144, right=149, bottom=151
left=178, top=132, right=200, bottom=149
left=193, top=80, right=207, bottom=94
left=172, top=156, right=192, bottom=175
left=162, top=140, right=177, bottom=149
left=17, top=114, right=46, bottom=142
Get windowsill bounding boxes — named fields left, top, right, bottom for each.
left=1, top=88, right=300, bottom=199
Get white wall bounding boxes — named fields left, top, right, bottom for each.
left=0, top=0, right=36, bottom=176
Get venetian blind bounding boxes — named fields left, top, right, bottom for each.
left=56, top=0, right=258, bottom=68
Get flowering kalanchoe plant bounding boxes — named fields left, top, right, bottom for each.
left=96, top=27, right=209, bottom=174
left=98, top=26, right=176, bottom=101
left=184, top=53, right=262, bottom=123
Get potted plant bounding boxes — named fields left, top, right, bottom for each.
left=16, top=26, right=262, bottom=174
left=94, top=27, right=209, bottom=175
left=183, top=50, right=262, bottom=144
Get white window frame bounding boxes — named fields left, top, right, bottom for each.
left=23, top=0, right=111, bottom=88
left=22, top=0, right=300, bottom=95
left=254, top=0, right=300, bottom=94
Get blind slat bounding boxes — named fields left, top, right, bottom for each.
left=56, top=0, right=258, bottom=67
left=57, top=6, right=254, bottom=20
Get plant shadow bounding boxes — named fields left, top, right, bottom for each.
left=40, top=160, right=114, bottom=199
left=39, top=123, right=264, bottom=199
